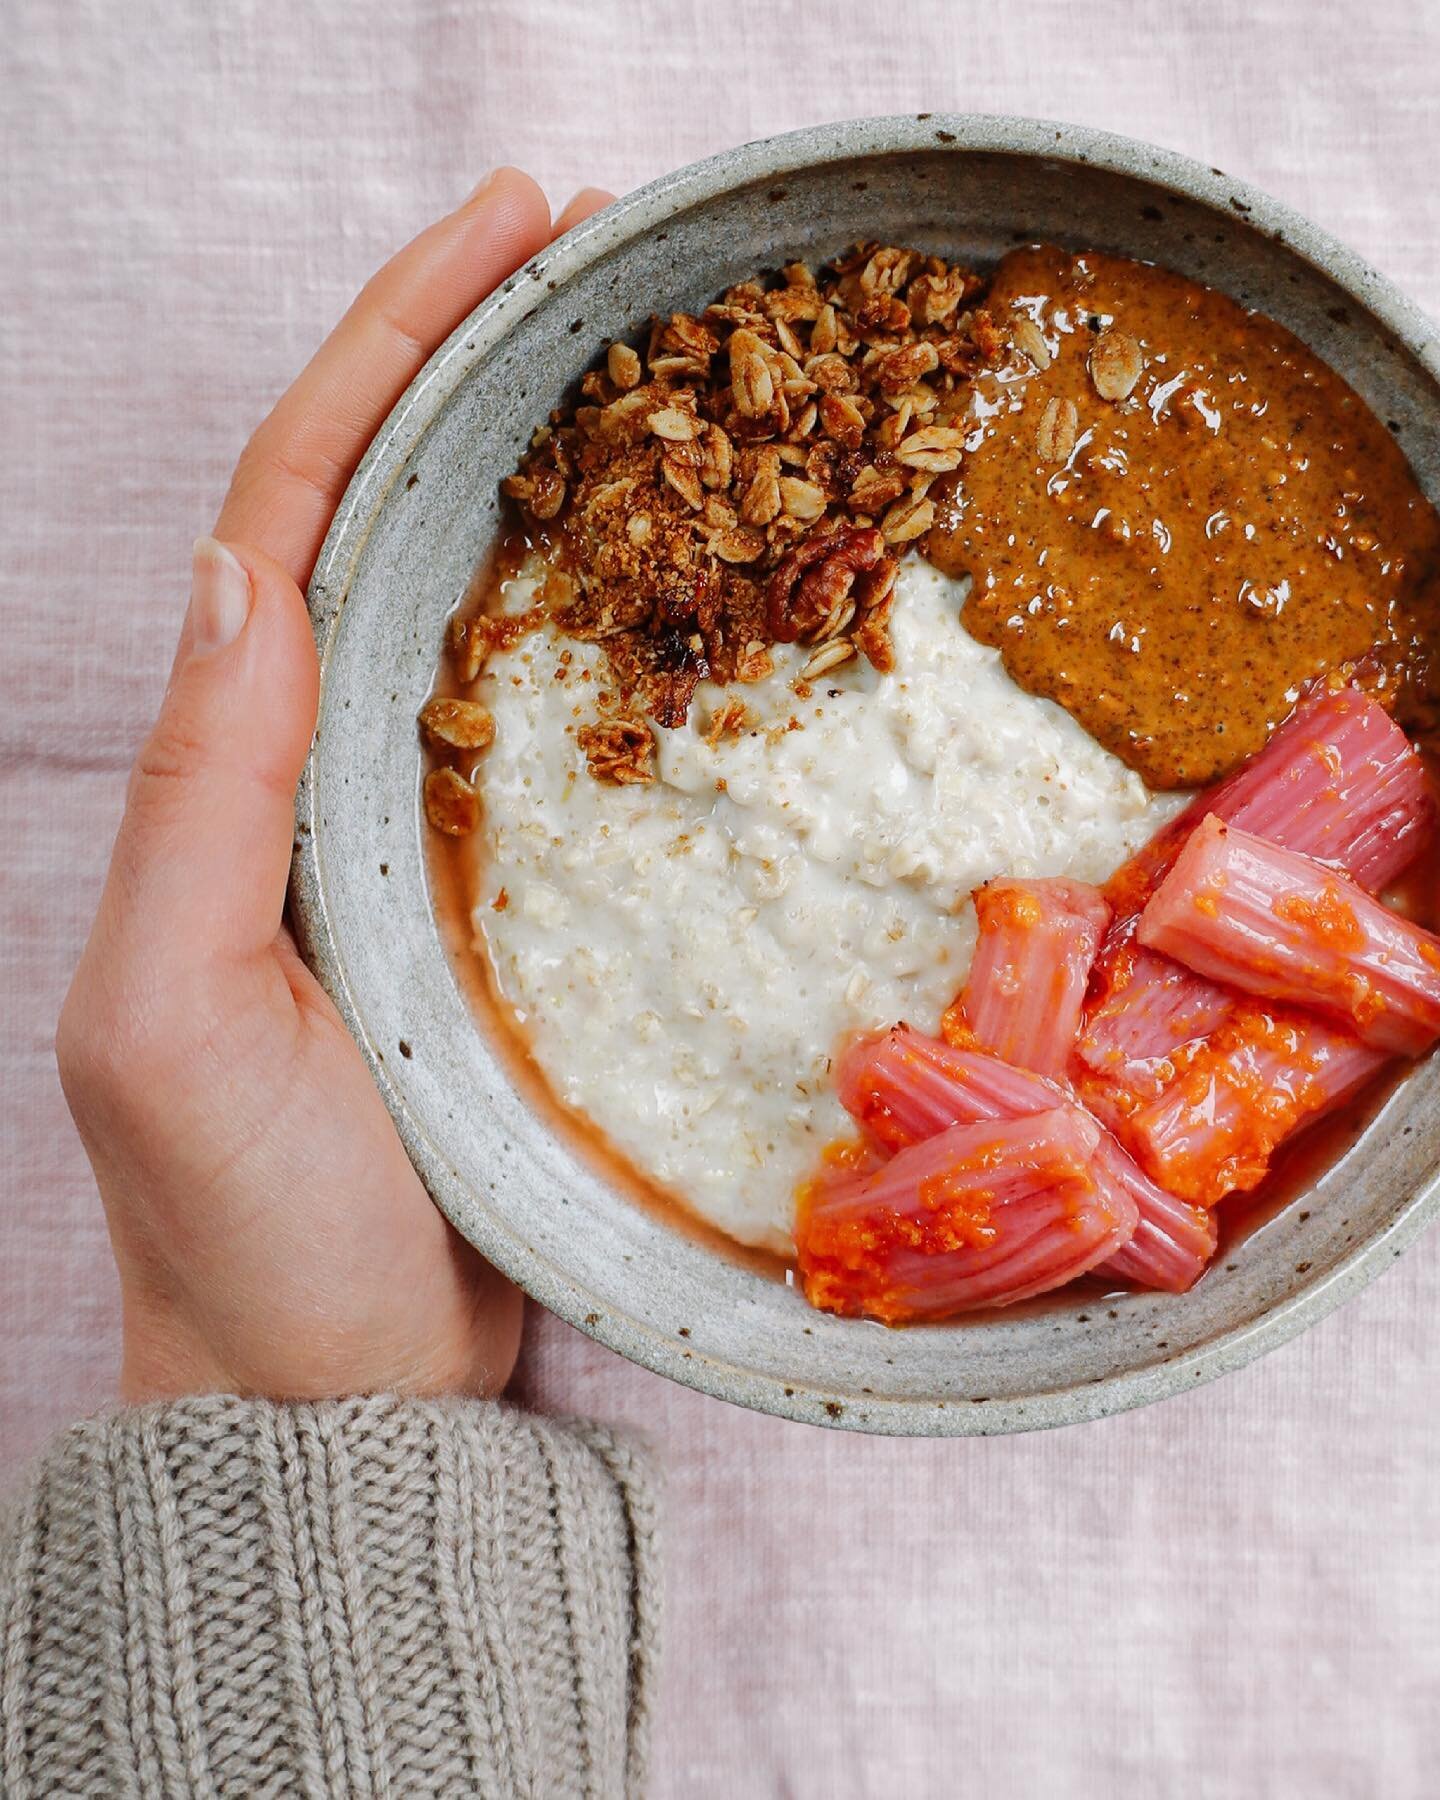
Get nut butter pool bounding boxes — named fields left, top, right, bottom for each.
left=928, top=246, right=1440, bottom=788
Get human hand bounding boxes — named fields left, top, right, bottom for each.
left=58, top=173, right=614, bottom=1404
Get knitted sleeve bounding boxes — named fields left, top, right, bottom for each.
left=0, top=1396, right=660, bottom=1798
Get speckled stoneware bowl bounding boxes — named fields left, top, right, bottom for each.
left=292, top=114, right=1440, bottom=1435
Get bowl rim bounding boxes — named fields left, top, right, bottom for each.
left=292, top=111, right=1440, bottom=1436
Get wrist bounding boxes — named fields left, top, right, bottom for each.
left=117, top=1269, right=524, bottom=1404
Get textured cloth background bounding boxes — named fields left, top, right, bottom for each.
left=3, top=2, right=1439, bottom=1795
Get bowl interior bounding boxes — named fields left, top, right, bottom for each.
left=296, top=119, right=1440, bottom=1434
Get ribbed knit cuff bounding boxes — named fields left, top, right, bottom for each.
left=1, top=1397, right=659, bottom=1798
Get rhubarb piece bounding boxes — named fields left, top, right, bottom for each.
left=1081, top=686, right=1433, bottom=1090
left=949, top=878, right=1110, bottom=1080
left=835, top=1026, right=1215, bottom=1291
left=835, top=1025, right=1061, bottom=1151
left=1115, top=1002, right=1387, bottom=1202
left=1093, top=1137, right=1218, bottom=1292
left=1140, top=816, right=1440, bottom=1056
left=1109, top=685, right=1433, bottom=914
left=1077, top=685, right=1432, bottom=1196
left=796, top=1109, right=1135, bottom=1322
left=1076, top=933, right=1234, bottom=1094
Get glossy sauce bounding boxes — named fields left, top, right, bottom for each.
left=929, top=247, right=1440, bottom=788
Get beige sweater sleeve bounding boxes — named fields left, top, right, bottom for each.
left=0, top=1396, right=659, bottom=1798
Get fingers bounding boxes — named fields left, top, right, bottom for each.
left=550, top=186, right=616, bottom=238
left=102, top=538, right=318, bottom=970
left=218, top=168, right=552, bottom=584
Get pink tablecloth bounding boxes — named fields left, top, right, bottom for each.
left=5, top=2, right=1440, bottom=1793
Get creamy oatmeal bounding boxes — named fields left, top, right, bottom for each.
left=470, top=554, right=1184, bottom=1250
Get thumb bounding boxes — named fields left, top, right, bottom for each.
left=106, top=537, right=319, bottom=967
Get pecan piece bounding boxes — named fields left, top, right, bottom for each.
left=854, top=555, right=898, bottom=613
left=765, top=524, right=885, bottom=643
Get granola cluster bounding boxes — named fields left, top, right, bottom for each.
left=420, top=244, right=1016, bottom=826
left=502, top=244, right=1002, bottom=735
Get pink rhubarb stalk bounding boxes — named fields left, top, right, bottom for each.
left=950, top=878, right=1110, bottom=1081
left=1093, top=1138, right=1218, bottom=1292
left=795, top=1108, right=1135, bottom=1322
left=1109, top=684, right=1432, bottom=913
left=1080, top=685, right=1432, bottom=1090
left=836, top=1027, right=1213, bottom=1293
left=1138, top=815, right=1440, bottom=1056
left=1118, top=1004, right=1385, bottom=1202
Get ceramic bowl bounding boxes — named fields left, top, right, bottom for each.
left=291, top=114, right=1440, bottom=1435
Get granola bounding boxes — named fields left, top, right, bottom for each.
left=576, top=716, right=657, bottom=785
left=418, top=697, right=496, bottom=751
left=500, top=244, right=999, bottom=729
left=423, top=766, right=481, bottom=835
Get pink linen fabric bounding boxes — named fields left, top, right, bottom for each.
left=4, top=2, right=1440, bottom=1793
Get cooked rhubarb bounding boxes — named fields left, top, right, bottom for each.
left=1114, top=1002, right=1385, bottom=1201
left=1093, top=1136, right=1218, bottom=1293
left=1139, top=816, right=1440, bottom=1056
left=1075, top=687, right=1431, bottom=1199
left=1108, top=685, right=1433, bottom=914
left=805, top=689, right=1435, bottom=1316
left=948, top=878, right=1110, bottom=1080
left=1081, top=685, right=1432, bottom=1091
left=835, top=1025, right=1063, bottom=1148
left=835, top=1025, right=1214, bottom=1292
left=1077, top=933, right=1234, bottom=1096
left=795, top=1108, right=1136, bottom=1322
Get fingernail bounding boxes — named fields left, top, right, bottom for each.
left=189, top=537, right=252, bottom=656
left=462, top=169, right=497, bottom=207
